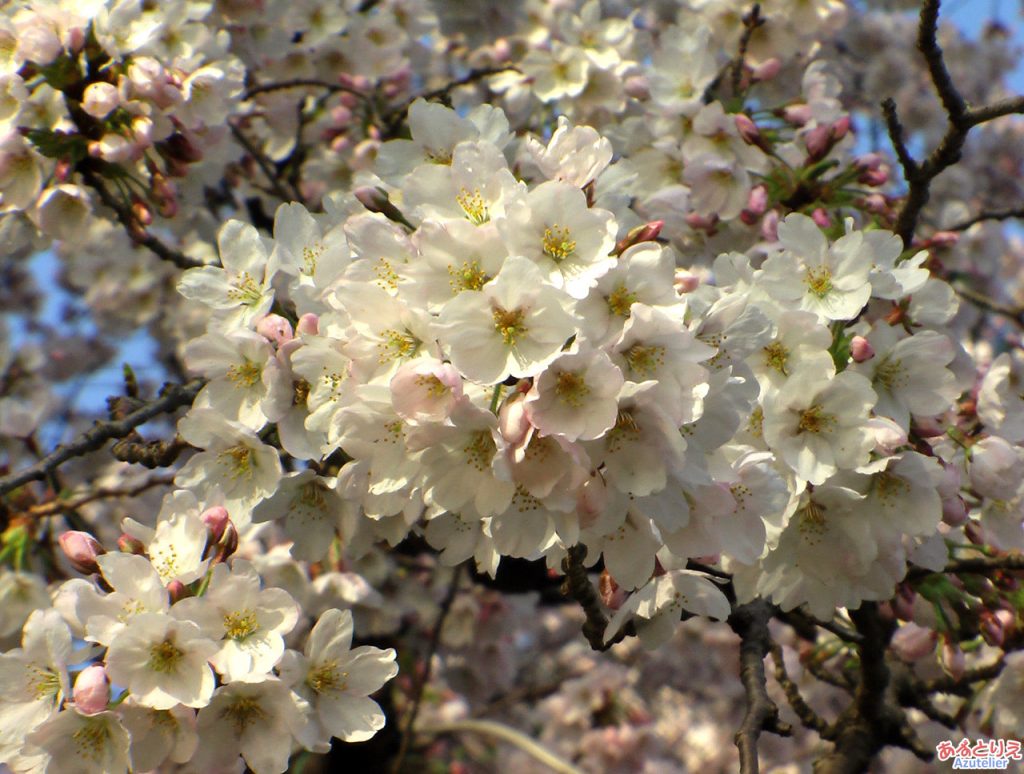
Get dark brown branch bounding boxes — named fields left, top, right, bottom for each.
left=79, top=166, right=203, bottom=270
left=907, top=553, right=1024, bottom=582
left=924, top=660, right=1005, bottom=694
left=769, top=642, right=829, bottom=734
left=243, top=78, right=367, bottom=101
left=947, top=207, right=1024, bottom=231
left=561, top=545, right=627, bottom=651
left=729, top=599, right=793, bottom=774
left=884, top=0, right=1024, bottom=248
left=390, top=564, right=462, bottom=774
left=25, top=474, right=175, bottom=517
left=229, top=122, right=301, bottom=203
left=731, top=5, right=764, bottom=97
left=0, top=380, right=204, bottom=497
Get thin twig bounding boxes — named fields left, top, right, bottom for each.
left=243, top=78, right=367, bottom=101
left=907, top=553, right=1024, bottom=581
left=924, top=660, right=1005, bottom=694
left=729, top=599, right=793, bottom=774
left=79, top=167, right=203, bottom=270
left=561, top=545, right=624, bottom=651
left=229, top=122, right=301, bottom=203
left=25, top=474, right=175, bottom=517
left=416, top=719, right=584, bottom=774
left=390, top=564, right=463, bottom=774
left=769, top=642, right=829, bottom=734
left=0, top=380, right=204, bottom=497
left=946, top=207, right=1024, bottom=231
left=883, top=0, right=1024, bottom=247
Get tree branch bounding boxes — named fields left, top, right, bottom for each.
left=390, top=564, right=462, bottom=774
left=0, top=380, right=204, bottom=497
left=229, top=122, right=301, bottom=203
left=769, top=641, right=829, bottom=734
left=25, top=474, right=175, bottom=517
left=884, top=0, right=1024, bottom=248
left=561, top=545, right=627, bottom=651
left=729, top=598, right=793, bottom=774
left=946, top=207, right=1024, bottom=232
left=79, top=166, right=204, bottom=270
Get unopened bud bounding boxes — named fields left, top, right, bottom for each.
left=200, top=505, right=230, bottom=543
left=859, top=168, right=888, bottom=187
left=811, top=207, right=830, bottom=228
left=82, top=82, right=119, bottom=120
left=941, top=496, right=968, bottom=526
left=214, top=523, right=238, bottom=563
left=941, top=639, right=965, bottom=680
left=354, top=185, right=390, bottom=213
left=980, top=611, right=1006, bottom=647
left=117, top=533, right=146, bottom=555
left=734, top=113, right=761, bottom=146
left=623, top=74, right=649, bottom=100
left=804, top=125, right=832, bottom=161
left=59, top=531, right=105, bottom=574
left=162, top=132, right=202, bottom=163
left=741, top=185, right=768, bottom=223
left=73, top=665, right=110, bottom=715
left=928, top=231, right=959, bottom=248
left=751, top=57, right=781, bottom=81
left=674, top=269, right=700, bottom=294
left=599, top=569, right=625, bottom=609
left=613, top=220, right=663, bottom=255
left=296, top=313, right=319, bottom=336
left=166, top=579, right=190, bottom=604
left=781, top=103, right=812, bottom=126
left=891, top=623, right=937, bottom=661
left=761, top=210, right=779, bottom=242
left=850, top=335, right=874, bottom=362
left=54, top=159, right=73, bottom=183
left=685, top=212, right=718, bottom=234
left=255, top=314, right=294, bottom=347
left=131, top=198, right=153, bottom=226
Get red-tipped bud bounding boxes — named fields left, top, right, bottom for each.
left=73, top=664, right=110, bottom=715
left=54, top=159, right=73, bottom=183
left=200, top=505, right=230, bottom=543
left=255, top=314, right=294, bottom=347
left=117, top=533, right=146, bottom=555
left=162, top=132, right=203, bottom=163
left=59, top=531, right=105, bottom=574
left=131, top=198, right=153, bottom=226
left=929, top=231, right=959, bottom=248
left=685, top=212, right=718, bottom=233
left=734, top=113, right=761, bottom=145
left=296, top=313, right=320, bottom=336
left=850, top=335, right=874, bottom=363
left=599, top=569, right=625, bottom=609
left=891, top=623, right=937, bottom=661
left=674, top=269, right=700, bottom=294
left=811, top=207, right=830, bottom=228
left=941, top=639, right=965, bottom=680
left=751, top=57, right=781, bottom=81
left=613, top=220, right=663, bottom=254
left=166, top=579, right=190, bottom=604
left=782, top=104, right=812, bottom=126
left=214, top=523, right=238, bottom=563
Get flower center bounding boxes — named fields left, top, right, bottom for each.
left=554, top=370, right=590, bottom=407
left=762, top=341, right=789, bottom=375
left=492, top=305, right=528, bottom=346
left=378, top=329, right=420, bottom=363
left=219, top=445, right=256, bottom=479
left=874, top=357, right=906, bottom=391
left=624, top=344, right=665, bottom=377
left=293, top=379, right=311, bottom=406
left=797, top=405, right=835, bottom=434
left=606, top=283, right=638, bottom=318
left=747, top=406, right=764, bottom=438
left=227, top=360, right=263, bottom=388
left=73, top=718, right=112, bottom=761
left=456, top=188, right=490, bottom=225
left=448, top=260, right=490, bottom=293
left=223, top=609, right=258, bottom=640
left=221, top=696, right=267, bottom=734
left=463, top=430, right=494, bottom=471
left=147, top=637, right=184, bottom=674
left=306, top=660, right=349, bottom=694
left=542, top=225, right=577, bottom=262
left=227, top=272, right=263, bottom=306
left=415, top=373, right=449, bottom=398
left=29, top=665, right=61, bottom=701
left=804, top=266, right=833, bottom=298
left=301, top=243, right=323, bottom=275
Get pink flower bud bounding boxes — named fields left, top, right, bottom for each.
left=862, top=193, right=889, bottom=214
left=831, top=116, right=851, bottom=140
left=296, top=313, right=319, bottom=336
left=73, top=665, right=110, bottom=715
left=891, top=623, right=937, bottom=661
left=131, top=198, right=153, bottom=226
left=674, top=269, right=700, bottom=294
left=782, top=104, right=812, bottom=126
left=980, top=611, right=1005, bottom=647
left=67, top=27, right=86, bottom=54
left=613, top=220, right=663, bottom=254
left=761, top=210, right=779, bottom=242
left=214, top=523, right=238, bottom=562
left=54, top=159, right=73, bottom=183
left=117, top=533, right=146, bottom=555
left=162, top=132, right=202, bottom=163
left=59, top=531, right=105, bottom=574
left=859, top=168, right=888, bottom=187
left=498, top=394, right=531, bottom=447
left=928, top=231, right=959, bottom=248
left=734, top=113, right=761, bottom=146
left=811, top=207, right=830, bottom=228
left=751, top=57, right=781, bottom=81
left=850, top=335, right=874, bottom=362
left=623, top=74, right=649, bottom=100
left=599, top=570, right=626, bottom=609
left=866, top=417, right=907, bottom=454
left=354, top=185, right=390, bottom=213
left=685, top=212, right=718, bottom=233
left=200, top=505, right=230, bottom=543
left=804, top=125, right=832, bottom=161
left=745, top=185, right=768, bottom=216
left=941, top=639, right=965, bottom=680
left=255, top=314, right=294, bottom=346
left=941, top=496, right=968, bottom=526
left=166, top=579, right=190, bottom=604
left=82, top=82, right=119, bottom=120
